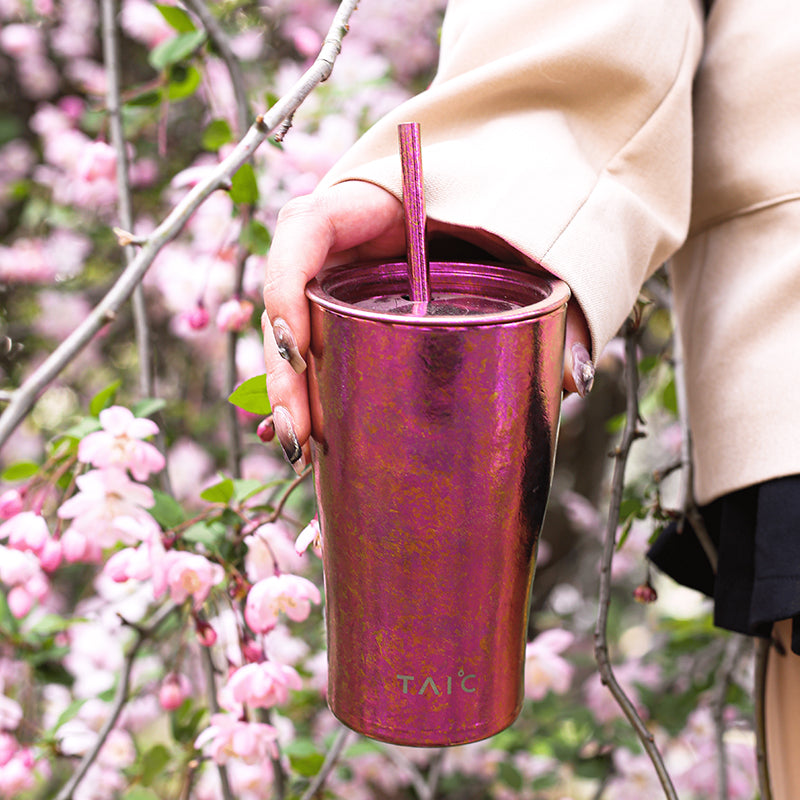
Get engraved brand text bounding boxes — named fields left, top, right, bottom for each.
left=395, top=669, right=477, bottom=696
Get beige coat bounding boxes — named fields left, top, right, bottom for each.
left=322, top=0, right=800, bottom=506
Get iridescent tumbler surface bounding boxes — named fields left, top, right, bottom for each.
left=306, top=259, right=569, bottom=746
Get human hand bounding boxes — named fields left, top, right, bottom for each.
left=262, top=180, right=593, bottom=472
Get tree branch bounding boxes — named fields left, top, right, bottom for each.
left=0, top=0, right=360, bottom=449
left=299, top=727, right=351, bottom=800
left=183, top=0, right=249, bottom=135
left=593, top=317, right=678, bottom=800
left=101, top=0, right=154, bottom=400
left=199, top=643, right=235, bottom=800
left=710, top=634, right=748, bottom=800
left=54, top=603, right=177, bottom=800
left=668, top=269, right=718, bottom=573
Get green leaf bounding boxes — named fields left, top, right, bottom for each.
left=167, top=65, right=201, bottom=101
left=1, top=461, right=40, bottom=482
left=661, top=376, right=678, bottom=416
left=156, top=4, right=196, bottom=32
left=89, top=380, right=121, bottom=416
left=227, top=374, right=270, bottom=415
left=149, top=30, right=207, bottom=72
left=229, top=163, right=259, bottom=205
left=202, top=119, right=233, bottom=151
left=182, top=520, right=226, bottom=549
left=241, top=219, right=271, bottom=255
left=123, top=789, right=161, bottom=800
left=125, top=89, right=163, bottom=107
left=132, top=397, right=167, bottom=418
left=0, top=592, right=19, bottom=635
left=496, top=761, right=523, bottom=790
left=150, top=490, right=186, bottom=529
left=30, top=614, right=80, bottom=637
left=200, top=478, right=234, bottom=504
left=284, top=739, right=325, bottom=777
left=59, top=417, right=103, bottom=442
left=52, top=698, right=88, bottom=732
left=232, top=479, right=264, bottom=504
left=140, top=743, right=172, bottom=786
left=170, top=699, right=206, bottom=744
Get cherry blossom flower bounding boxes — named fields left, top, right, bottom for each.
left=180, top=304, right=211, bottom=331
left=57, top=468, right=156, bottom=549
left=294, top=516, right=322, bottom=557
left=0, top=733, right=16, bottom=767
left=0, top=545, right=49, bottom=616
left=152, top=551, right=224, bottom=609
left=76, top=140, right=116, bottom=183
left=195, top=713, right=279, bottom=765
left=216, top=298, right=254, bottom=332
left=0, top=511, right=48, bottom=553
left=0, top=696, right=22, bottom=732
left=245, top=573, right=321, bottom=633
left=103, top=535, right=164, bottom=583
left=0, top=491, right=23, bottom=520
left=78, top=406, right=165, bottom=481
left=0, top=23, right=42, bottom=57
left=524, top=628, right=575, bottom=701
left=119, top=0, right=175, bottom=47
left=605, top=748, right=664, bottom=800
left=0, top=748, right=36, bottom=796
left=244, top=523, right=305, bottom=582
left=158, top=673, right=192, bottom=711
left=226, top=662, right=302, bottom=709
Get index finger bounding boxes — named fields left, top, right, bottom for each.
left=262, top=181, right=405, bottom=356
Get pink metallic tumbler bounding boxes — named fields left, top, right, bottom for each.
left=306, top=259, right=569, bottom=747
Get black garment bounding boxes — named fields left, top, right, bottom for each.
left=648, top=475, right=800, bottom=654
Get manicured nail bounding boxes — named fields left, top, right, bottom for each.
left=272, top=317, right=307, bottom=374
left=571, top=342, right=595, bottom=397
left=272, top=406, right=306, bottom=474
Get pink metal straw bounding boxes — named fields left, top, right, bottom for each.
left=398, top=122, right=431, bottom=308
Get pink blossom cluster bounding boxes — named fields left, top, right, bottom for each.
left=245, top=573, right=321, bottom=634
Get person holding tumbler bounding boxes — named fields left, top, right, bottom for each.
left=261, top=0, right=800, bottom=795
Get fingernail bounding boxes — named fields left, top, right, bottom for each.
left=571, top=342, right=595, bottom=397
left=272, top=317, right=307, bottom=374
left=272, top=406, right=306, bottom=474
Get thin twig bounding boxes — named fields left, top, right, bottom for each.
left=669, top=269, right=718, bottom=572
left=199, top=644, right=235, bottom=800
left=183, top=0, right=249, bottom=135
left=0, top=0, right=359, bottom=450
left=754, top=637, right=773, bottom=800
left=593, top=317, right=678, bottom=800
left=709, top=634, right=748, bottom=800
left=101, top=0, right=153, bottom=400
left=54, top=603, right=177, bottom=800
left=268, top=464, right=312, bottom=522
left=299, top=727, right=351, bottom=800
left=383, top=747, right=431, bottom=800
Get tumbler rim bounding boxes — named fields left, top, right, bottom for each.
left=306, top=260, right=570, bottom=327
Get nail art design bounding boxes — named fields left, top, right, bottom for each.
left=571, top=342, right=595, bottom=397
left=272, top=406, right=305, bottom=472
left=272, top=317, right=307, bottom=374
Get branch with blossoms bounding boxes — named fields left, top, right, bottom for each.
left=0, top=0, right=360, bottom=450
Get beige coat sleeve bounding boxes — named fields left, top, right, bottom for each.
left=321, top=0, right=705, bottom=359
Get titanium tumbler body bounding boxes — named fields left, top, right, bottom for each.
left=306, top=260, right=569, bottom=747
